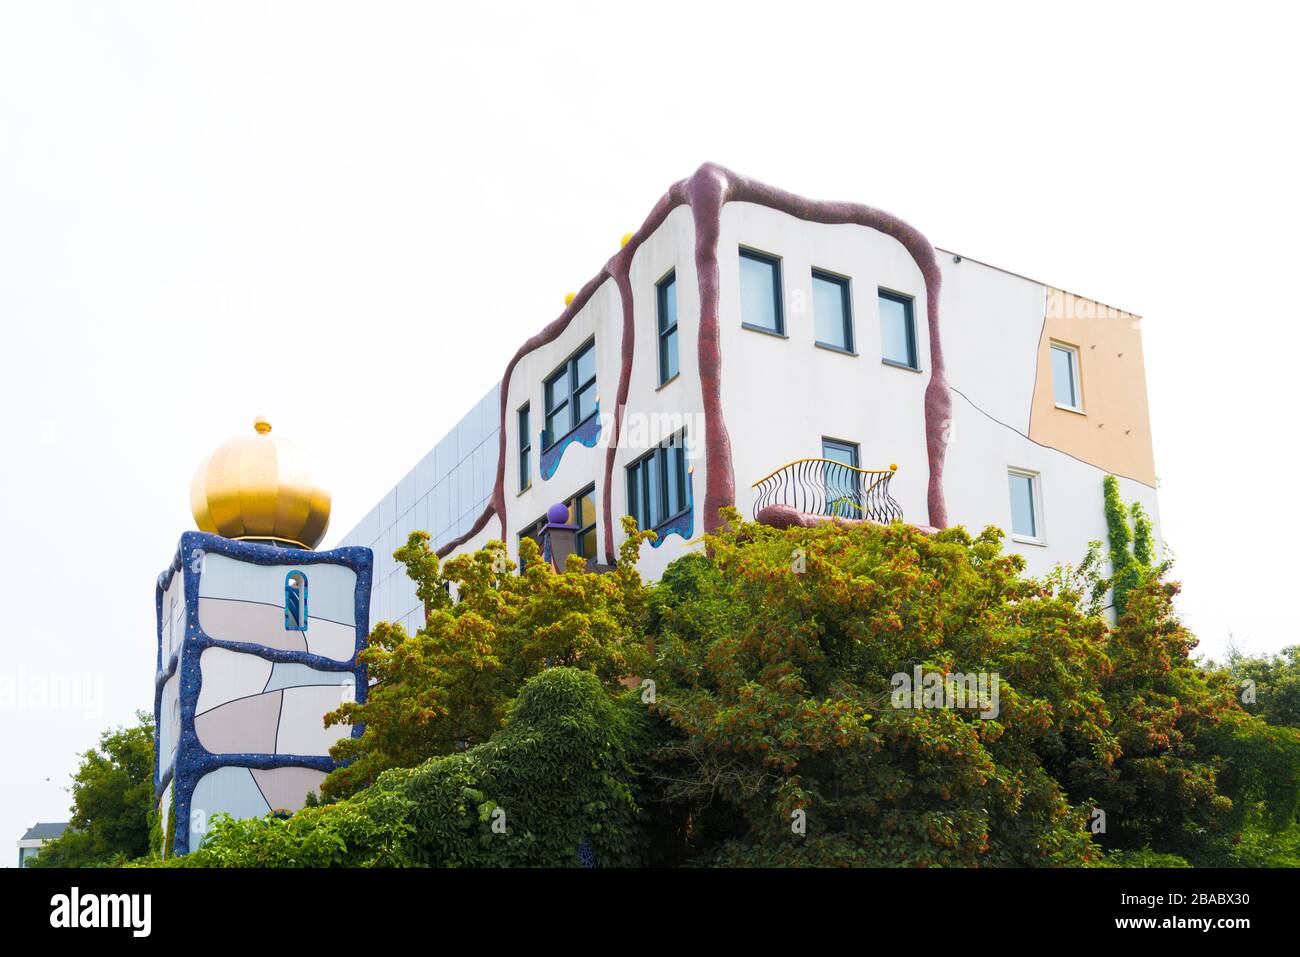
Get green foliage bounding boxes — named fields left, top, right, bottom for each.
left=1227, top=645, right=1300, bottom=729
left=172, top=668, right=647, bottom=867
left=138, top=510, right=1300, bottom=869
left=320, top=525, right=653, bottom=800
left=1103, top=847, right=1191, bottom=868
left=30, top=711, right=156, bottom=868
left=1102, top=474, right=1162, bottom=616
left=644, top=509, right=1109, bottom=866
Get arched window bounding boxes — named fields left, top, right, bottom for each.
left=284, top=570, right=308, bottom=631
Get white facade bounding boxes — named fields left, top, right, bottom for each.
left=339, top=170, right=1160, bottom=605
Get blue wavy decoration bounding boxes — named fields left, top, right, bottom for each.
left=539, top=405, right=601, bottom=481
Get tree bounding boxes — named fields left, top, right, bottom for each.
left=1227, top=645, right=1300, bottom=729
left=153, top=510, right=1300, bottom=868
left=31, top=711, right=156, bottom=867
left=320, top=524, right=654, bottom=800
left=642, top=510, right=1110, bottom=866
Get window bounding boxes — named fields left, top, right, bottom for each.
left=822, top=438, right=860, bottom=518
left=879, top=290, right=918, bottom=369
left=519, top=485, right=598, bottom=564
left=813, top=270, right=853, bottom=352
left=1051, top=342, right=1083, bottom=411
left=518, top=403, right=532, bottom=491
left=284, top=570, right=308, bottom=631
left=657, top=271, right=679, bottom=384
left=739, top=248, right=784, bottom=334
left=627, top=432, right=690, bottom=533
left=1007, top=470, right=1042, bottom=542
left=543, top=339, right=597, bottom=448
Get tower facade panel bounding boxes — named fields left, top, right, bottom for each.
left=154, top=531, right=372, bottom=856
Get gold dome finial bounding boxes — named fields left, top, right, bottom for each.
left=190, top=417, right=331, bottom=549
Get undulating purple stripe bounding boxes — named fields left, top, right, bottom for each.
left=437, top=162, right=950, bottom=561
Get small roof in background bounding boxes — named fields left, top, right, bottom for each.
left=20, top=822, right=68, bottom=841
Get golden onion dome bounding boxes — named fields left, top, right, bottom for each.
left=189, top=416, right=331, bottom=550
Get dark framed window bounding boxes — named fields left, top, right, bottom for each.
left=739, top=248, right=784, bottom=334
left=543, top=339, right=597, bottom=448
left=519, top=485, right=598, bottom=564
left=627, top=431, right=690, bottom=532
left=878, top=290, right=918, bottom=369
left=284, top=570, right=308, bottom=631
left=821, top=438, right=860, bottom=518
left=517, top=403, right=531, bottom=491
left=657, top=271, right=679, bottom=384
left=813, top=269, right=853, bottom=352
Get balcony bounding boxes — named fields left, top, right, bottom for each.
left=751, top=459, right=903, bottom=528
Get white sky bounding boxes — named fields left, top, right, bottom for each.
left=2, top=1, right=1295, bottom=857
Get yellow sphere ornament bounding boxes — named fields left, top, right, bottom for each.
left=564, top=292, right=576, bottom=306
left=620, top=232, right=634, bottom=248
left=189, top=417, right=332, bottom=550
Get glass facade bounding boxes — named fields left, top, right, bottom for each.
left=336, top=383, right=500, bottom=634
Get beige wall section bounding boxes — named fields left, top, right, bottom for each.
left=1028, top=288, right=1156, bottom=486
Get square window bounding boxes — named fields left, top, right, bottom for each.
left=1051, top=342, right=1083, bottom=411
left=1008, top=470, right=1041, bottom=540
left=543, top=339, right=595, bottom=448
left=740, top=249, right=783, bottom=334
left=813, top=270, right=853, bottom=351
left=879, top=290, right=917, bottom=369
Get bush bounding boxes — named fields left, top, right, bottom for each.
left=173, top=668, right=648, bottom=867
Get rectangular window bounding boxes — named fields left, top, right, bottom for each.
left=627, top=432, right=690, bottom=532
left=543, top=338, right=597, bottom=449
left=879, top=290, right=918, bottom=369
left=1051, top=342, right=1083, bottom=411
left=1007, top=470, right=1041, bottom=541
left=657, top=271, right=679, bottom=385
left=518, top=403, right=531, bottom=491
left=519, top=485, right=598, bottom=565
left=813, top=270, right=853, bottom=352
left=739, top=248, right=784, bottom=334
left=821, top=438, right=860, bottom=518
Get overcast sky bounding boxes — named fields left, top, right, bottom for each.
left=1, top=1, right=1295, bottom=856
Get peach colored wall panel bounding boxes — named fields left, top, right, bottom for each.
left=1028, top=288, right=1156, bottom=486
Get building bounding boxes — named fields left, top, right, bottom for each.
left=154, top=417, right=372, bottom=856
left=17, top=822, right=67, bottom=867
left=337, top=162, right=1158, bottom=627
